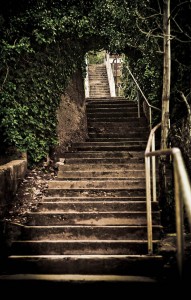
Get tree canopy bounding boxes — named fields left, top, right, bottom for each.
left=0, top=0, right=190, bottom=163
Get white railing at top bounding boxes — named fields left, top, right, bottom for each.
left=84, top=56, right=90, bottom=98
left=104, top=52, right=116, bottom=97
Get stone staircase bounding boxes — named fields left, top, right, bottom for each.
left=88, top=64, right=110, bottom=98
left=0, top=97, right=164, bottom=291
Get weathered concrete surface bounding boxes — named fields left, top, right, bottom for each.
left=0, top=160, right=27, bottom=217
left=56, top=70, right=87, bottom=159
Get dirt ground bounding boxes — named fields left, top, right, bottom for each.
left=4, top=165, right=56, bottom=225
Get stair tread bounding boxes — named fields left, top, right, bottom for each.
left=14, top=239, right=159, bottom=243
left=0, top=274, right=158, bottom=283
left=9, top=254, right=163, bottom=259
left=21, top=225, right=162, bottom=228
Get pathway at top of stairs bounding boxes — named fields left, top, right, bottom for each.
left=0, top=96, right=164, bottom=290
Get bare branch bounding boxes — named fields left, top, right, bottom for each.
left=179, top=91, right=191, bottom=135
left=170, top=1, right=190, bottom=16
left=135, top=19, right=164, bottom=39
left=135, top=8, right=162, bottom=20
left=172, top=17, right=191, bottom=40
left=179, top=91, right=191, bottom=114
left=171, top=35, right=191, bottom=43
left=1, top=64, right=9, bottom=90
left=157, top=0, right=162, bottom=14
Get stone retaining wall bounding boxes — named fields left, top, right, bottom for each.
left=0, top=160, right=27, bottom=218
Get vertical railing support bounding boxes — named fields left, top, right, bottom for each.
left=149, top=106, right=152, bottom=131
left=152, top=133, right=157, bottom=202
left=173, top=154, right=184, bottom=278
left=145, top=156, right=153, bottom=254
left=137, top=90, right=140, bottom=118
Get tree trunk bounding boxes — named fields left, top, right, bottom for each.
left=159, top=0, right=171, bottom=228
left=161, top=0, right=171, bottom=149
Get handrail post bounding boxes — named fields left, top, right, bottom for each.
left=145, top=155, right=153, bottom=254
left=137, top=90, right=140, bottom=118
left=152, top=133, right=157, bottom=202
left=149, top=106, right=152, bottom=131
left=173, top=155, right=184, bottom=278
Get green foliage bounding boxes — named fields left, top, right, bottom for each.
left=0, top=1, right=90, bottom=163
left=88, top=51, right=105, bottom=64
left=0, top=0, right=190, bottom=164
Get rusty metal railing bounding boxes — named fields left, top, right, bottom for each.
left=145, top=122, right=191, bottom=276
left=125, top=65, right=161, bottom=129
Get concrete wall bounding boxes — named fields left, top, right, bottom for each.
left=0, top=160, right=27, bottom=218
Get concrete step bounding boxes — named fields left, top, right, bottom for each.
left=70, top=143, right=147, bottom=151
left=89, top=95, right=111, bottom=98
left=87, top=112, right=138, bottom=118
left=45, top=188, right=146, bottom=197
left=86, top=98, right=135, bottom=103
left=36, top=201, right=158, bottom=212
left=26, top=211, right=160, bottom=226
left=88, top=133, right=148, bottom=138
left=87, top=117, right=146, bottom=122
left=42, top=196, right=147, bottom=202
left=86, top=104, right=138, bottom=108
left=88, top=89, right=109, bottom=91
left=21, top=225, right=162, bottom=240
left=86, top=105, right=137, bottom=117
left=48, top=180, right=145, bottom=190
left=11, top=240, right=159, bottom=255
left=88, top=124, right=147, bottom=131
left=58, top=164, right=144, bottom=171
left=71, top=141, right=147, bottom=147
left=63, top=151, right=145, bottom=158
left=57, top=171, right=145, bottom=179
left=64, top=158, right=145, bottom=164
left=6, top=255, right=164, bottom=275
left=88, top=123, right=148, bottom=130
left=87, top=138, right=147, bottom=142
left=87, top=109, right=138, bottom=114
left=0, top=274, right=167, bottom=293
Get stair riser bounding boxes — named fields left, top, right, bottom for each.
left=87, top=118, right=146, bottom=122
left=57, top=171, right=145, bottom=179
left=86, top=98, right=134, bottom=102
left=72, top=142, right=147, bottom=146
left=88, top=127, right=147, bottom=132
left=7, top=256, right=163, bottom=275
left=87, top=109, right=138, bottom=114
left=11, top=242, right=158, bottom=255
left=86, top=139, right=147, bottom=142
left=64, top=159, right=145, bottom=164
left=87, top=134, right=147, bottom=138
left=26, top=212, right=160, bottom=226
left=88, top=133, right=148, bottom=138
left=46, top=189, right=146, bottom=197
left=37, top=202, right=158, bottom=212
left=21, top=226, right=161, bottom=240
left=63, top=151, right=144, bottom=158
left=48, top=180, right=146, bottom=190
left=42, top=196, right=146, bottom=202
left=59, top=164, right=144, bottom=171
left=87, top=113, right=138, bottom=118
left=69, top=146, right=146, bottom=151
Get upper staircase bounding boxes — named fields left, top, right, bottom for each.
left=88, top=64, right=110, bottom=98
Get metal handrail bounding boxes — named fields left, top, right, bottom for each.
left=145, top=122, right=191, bottom=276
left=84, top=56, right=90, bottom=98
left=125, top=65, right=161, bottom=129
